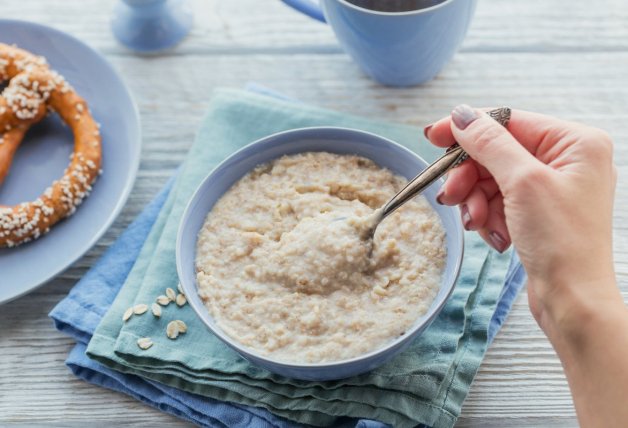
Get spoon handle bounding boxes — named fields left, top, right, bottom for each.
left=379, top=107, right=511, bottom=222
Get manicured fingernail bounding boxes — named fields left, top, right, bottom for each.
left=489, top=231, right=508, bottom=253
left=423, top=124, right=433, bottom=139
left=436, top=189, right=445, bottom=205
left=451, top=104, right=479, bottom=130
left=461, top=204, right=471, bottom=230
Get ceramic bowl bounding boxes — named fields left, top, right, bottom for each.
left=176, top=126, right=463, bottom=380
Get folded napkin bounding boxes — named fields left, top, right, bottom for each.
left=51, top=88, right=526, bottom=428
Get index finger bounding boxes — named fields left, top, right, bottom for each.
left=424, top=108, right=567, bottom=155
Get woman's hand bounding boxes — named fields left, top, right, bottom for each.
left=425, top=105, right=618, bottom=327
left=425, top=105, right=627, bottom=427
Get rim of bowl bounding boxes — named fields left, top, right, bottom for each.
left=176, top=126, right=464, bottom=369
left=335, top=0, right=456, bottom=17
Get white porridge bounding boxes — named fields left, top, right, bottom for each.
left=195, top=152, right=446, bottom=363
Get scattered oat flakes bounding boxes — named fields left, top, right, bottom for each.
left=133, top=303, right=148, bottom=315
left=122, top=307, right=134, bottom=322
left=176, top=293, right=187, bottom=307
left=166, top=287, right=176, bottom=302
left=151, top=303, right=162, bottom=318
left=156, top=295, right=171, bottom=306
left=166, top=321, right=180, bottom=339
left=137, top=337, right=153, bottom=350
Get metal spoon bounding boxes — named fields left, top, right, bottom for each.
left=358, top=107, right=511, bottom=241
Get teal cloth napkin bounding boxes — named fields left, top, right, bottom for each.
left=87, top=89, right=511, bottom=428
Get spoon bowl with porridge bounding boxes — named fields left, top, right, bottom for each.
left=176, top=127, right=464, bottom=381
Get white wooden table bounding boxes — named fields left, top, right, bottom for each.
left=1, top=0, right=627, bottom=426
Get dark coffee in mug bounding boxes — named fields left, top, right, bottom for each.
left=345, top=0, right=447, bottom=12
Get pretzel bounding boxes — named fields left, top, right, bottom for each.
left=0, top=43, right=102, bottom=247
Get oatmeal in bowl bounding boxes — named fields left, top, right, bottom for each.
left=196, top=152, right=446, bottom=363
left=176, top=127, right=463, bottom=380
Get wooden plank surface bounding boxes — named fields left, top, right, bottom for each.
left=1, top=0, right=627, bottom=426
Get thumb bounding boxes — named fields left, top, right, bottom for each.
left=450, top=104, right=543, bottom=188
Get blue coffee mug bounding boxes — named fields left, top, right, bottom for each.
left=282, top=0, right=477, bottom=86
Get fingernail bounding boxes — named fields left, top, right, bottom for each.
left=423, top=124, right=433, bottom=139
left=451, top=104, right=479, bottom=130
left=436, top=189, right=445, bottom=205
left=489, top=231, right=508, bottom=253
left=461, top=204, right=471, bottom=230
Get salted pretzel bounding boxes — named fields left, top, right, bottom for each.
left=0, top=43, right=102, bottom=247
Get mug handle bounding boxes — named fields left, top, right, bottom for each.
left=280, top=0, right=327, bottom=23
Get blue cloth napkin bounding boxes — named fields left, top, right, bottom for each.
left=51, top=180, right=524, bottom=427
left=50, top=88, right=527, bottom=428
